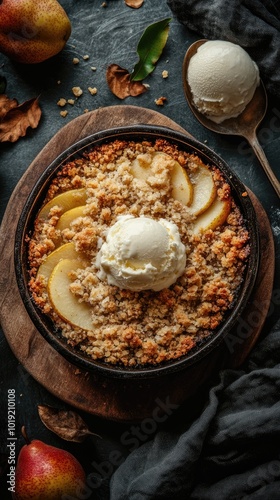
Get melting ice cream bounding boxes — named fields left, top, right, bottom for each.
left=96, top=215, right=186, bottom=291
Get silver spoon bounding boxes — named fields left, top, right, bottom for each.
left=183, top=39, right=280, bottom=198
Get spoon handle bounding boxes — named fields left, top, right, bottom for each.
left=247, top=133, right=280, bottom=198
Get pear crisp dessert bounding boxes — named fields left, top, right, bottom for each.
left=27, top=138, right=250, bottom=367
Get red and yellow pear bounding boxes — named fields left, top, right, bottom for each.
left=14, top=426, right=86, bottom=500
left=0, top=0, right=71, bottom=64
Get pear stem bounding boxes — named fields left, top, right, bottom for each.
left=21, top=425, right=31, bottom=445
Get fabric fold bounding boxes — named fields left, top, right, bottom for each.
left=110, top=320, right=280, bottom=499
left=110, top=381, right=224, bottom=499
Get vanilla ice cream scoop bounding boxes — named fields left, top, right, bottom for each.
left=187, top=40, right=260, bottom=123
left=96, top=215, right=186, bottom=291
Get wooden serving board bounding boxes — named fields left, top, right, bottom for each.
left=0, top=106, right=275, bottom=423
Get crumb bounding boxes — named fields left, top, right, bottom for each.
left=72, top=87, right=83, bottom=97
left=84, top=109, right=89, bottom=113
left=162, top=70, right=168, bottom=79
left=57, top=80, right=61, bottom=85
left=88, top=87, right=97, bottom=95
left=67, top=99, right=75, bottom=105
left=73, top=57, right=80, bottom=65
left=242, top=191, right=248, bottom=197
left=83, top=55, right=90, bottom=60
left=60, top=110, right=68, bottom=117
left=91, top=67, right=97, bottom=71
left=57, top=98, right=67, bottom=107
left=155, top=96, right=167, bottom=106
left=101, top=1, right=107, bottom=6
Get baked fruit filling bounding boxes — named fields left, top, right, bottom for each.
left=27, top=138, right=250, bottom=367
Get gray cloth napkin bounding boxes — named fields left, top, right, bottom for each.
left=167, top=0, right=280, bottom=98
left=110, top=320, right=280, bottom=499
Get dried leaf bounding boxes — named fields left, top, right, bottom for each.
left=38, top=405, right=101, bottom=443
left=131, top=18, right=171, bottom=81
left=106, top=63, right=147, bottom=99
left=0, top=94, right=18, bottom=120
left=0, top=96, right=41, bottom=142
left=125, top=0, right=144, bottom=7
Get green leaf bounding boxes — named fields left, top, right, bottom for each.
left=0, top=76, right=6, bottom=94
left=130, top=18, right=171, bottom=81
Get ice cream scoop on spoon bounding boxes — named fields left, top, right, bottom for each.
left=183, top=39, right=280, bottom=198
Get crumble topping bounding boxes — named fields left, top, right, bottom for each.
left=27, top=138, right=250, bottom=367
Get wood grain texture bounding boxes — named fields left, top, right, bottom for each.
left=0, top=106, right=274, bottom=422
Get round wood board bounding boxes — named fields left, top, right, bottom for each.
left=0, top=105, right=275, bottom=423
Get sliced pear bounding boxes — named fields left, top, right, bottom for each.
left=48, top=258, right=93, bottom=331
left=56, top=205, right=86, bottom=232
left=37, top=242, right=87, bottom=282
left=170, top=160, right=193, bottom=206
left=38, top=188, right=87, bottom=220
left=130, top=155, right=152, bottom=182
left=189, top=165, right=217, bottom=216
left=131, top=152, right=193, bottom=206
left=193, top=196, right=231, bottom=234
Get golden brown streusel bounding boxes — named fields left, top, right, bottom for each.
left=72, top=86, right=83, bottom=97
left=155, top=96, right=167, bottom=106
left=28, top=139, right=250, bottom=367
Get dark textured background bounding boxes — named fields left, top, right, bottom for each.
left=0, top=1, right=279, bottom=499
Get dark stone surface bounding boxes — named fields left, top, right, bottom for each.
left=0, top=1, right=279, bottom=499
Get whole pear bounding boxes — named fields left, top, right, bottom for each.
left=0, top=0, right=71, bottom=64
left=14, top=427, right=86, bottom=500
